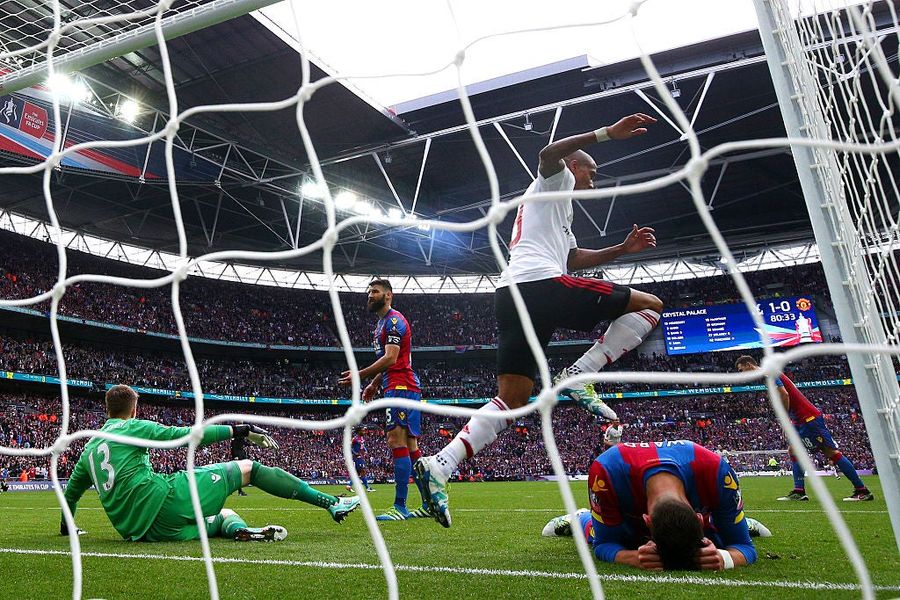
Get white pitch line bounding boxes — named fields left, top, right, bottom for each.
left=1, top=547, right=898, bottom=592
left=3, top=506, right=888, bottom=514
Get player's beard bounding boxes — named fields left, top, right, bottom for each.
left=367, top=297, right=386, bottom=313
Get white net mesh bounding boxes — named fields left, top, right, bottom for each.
left=755, top=0, right=900, bottom=553
left=0, top=0, right=899, bottom=599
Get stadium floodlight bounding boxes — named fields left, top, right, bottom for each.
left=301, top=179, right=326, bottom=199
left=46, top=73, right=90, bottom=104
left=407, top=213, right=431, bottom=231
left=334, top=190, right=357, bottom=210
left=115, top=98, right=140, bottom=123
left=387, top=207, right=402, bottom=220
left=353, top=200, right=375, bottom=215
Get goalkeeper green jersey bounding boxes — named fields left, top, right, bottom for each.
left=63, top=418, right=232, bottom=541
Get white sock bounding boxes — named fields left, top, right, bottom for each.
left=571, top=309, right=660, bottom=374
left=434, top=397, right=512, bottom=477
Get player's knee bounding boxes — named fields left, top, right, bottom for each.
left=626, top=290, right=663, bottom=314
left=386, top=428, right=406, bottom=448
left=236, top=459, right=254, bottom=485
left=219, top=508, right=237, bottom=519
left=640, top=293, right=663, bottom=314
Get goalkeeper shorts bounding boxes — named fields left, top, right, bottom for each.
left=142, top=461, right=243, bottom=542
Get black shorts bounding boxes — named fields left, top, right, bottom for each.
left=495, top=275, right=631, bottom=379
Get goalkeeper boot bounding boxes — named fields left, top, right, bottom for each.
left=843, top=488, right=874, bottom=502
left=746, top=517, right=772, bottom=538
left=413, top=456, right=451, bottom=528
left=376, top=506, right=411, bottom=521
left=233, top=525, right=288, bottom=542
left=553, top=367, right=617, bottom=420
left=777, top=490, right=809, bottom=501
left=328, top=496, right=361, bottom=523
left=541, top=509, right=589, bottom=537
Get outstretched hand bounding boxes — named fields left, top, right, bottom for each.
left=622, top=224, right=656, bottom=254
left=235, top=424, right=279, bottom=449
left=362, top=382, right=379, bottom=402
left=607, top=113, right=657, bottom=140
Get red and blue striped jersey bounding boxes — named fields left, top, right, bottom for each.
left=776, top=372, right=822, bottom=425
left=351, top=435, right=366, bottom=458
left=374, top=308, right=421, bottom=393
left=588, top=440, right=755, bottom=564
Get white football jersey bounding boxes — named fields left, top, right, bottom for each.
left=498, top=168, right=577, bottom=287
left=604, top=424, right=623, bottom=445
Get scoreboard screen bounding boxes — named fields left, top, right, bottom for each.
left=661, top=296, right=823, bottom=356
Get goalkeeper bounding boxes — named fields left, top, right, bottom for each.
left=61, top=385, right=360, bottom=542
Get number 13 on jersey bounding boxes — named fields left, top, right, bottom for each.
left=88, top=442, right=116, bottom=493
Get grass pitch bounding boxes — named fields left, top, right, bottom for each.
left=0, top=476, right=897, bottom=599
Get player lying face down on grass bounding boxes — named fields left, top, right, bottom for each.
left=542, top=440, right=771, bottom=571
left=60, top=385, right=360, bottom=542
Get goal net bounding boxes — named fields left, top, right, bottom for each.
left=753, top=0, right=900, bottom=551
left=0, top=0, right=897, bottom=599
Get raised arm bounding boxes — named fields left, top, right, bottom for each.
left=538, top=113, right=656, bottom=178
left=567, top=224, right=657, bottom=271
left=136, top=420, right=277, bottom=449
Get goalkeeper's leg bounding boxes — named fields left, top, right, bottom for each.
left=237, top=460, right=361, bottom=523
left=207, top=508, right=288, bottom=542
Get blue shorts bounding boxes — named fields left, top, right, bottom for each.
left=796, top=416, right=838, bottom=452
left=384, top=389, right=422, bottom=437
left=353, top=458, right=367, bottom=471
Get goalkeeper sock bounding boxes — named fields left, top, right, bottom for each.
left=222, top=513, right=248, bottom=538
left=435, top=397, right=512, bottom=477
left=832, top=453, right=865, bottom=489
left=791, top=459, right=806, bottom=491
left=392, top=447, right=411, bottom=509
left=572, top=310, right=659, bottom=373
left=250, top=462, right=337, bottom=508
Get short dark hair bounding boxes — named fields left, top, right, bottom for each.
left=369, top=278, right=392, bottom=293
left=650, top=497, right=703, bottom=570
left=735, top=355, right=758, bottom=370
left=105, top=385, right=138, bottom=418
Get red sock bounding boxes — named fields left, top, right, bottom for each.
left=410, top=449, right=422, bottom=461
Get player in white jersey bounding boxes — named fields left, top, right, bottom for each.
left=603, top=419, right=624, bottom=448
left=416, top=113, right=662, bottom=527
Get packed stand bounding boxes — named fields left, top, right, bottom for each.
left=0, top=230, right=835, bottom=348
left=0, top=332, right=856, bottom=400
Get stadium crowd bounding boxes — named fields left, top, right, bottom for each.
left=0, top=386, right=874, bottom=484
left=0, top=333, right=854, bottom=399
left=0, top=230, right=834, bottom=348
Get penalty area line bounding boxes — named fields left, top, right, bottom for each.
left=0, top=548, right=898, bottom=592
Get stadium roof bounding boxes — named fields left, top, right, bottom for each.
left=0, top=1, right=894, bottom=279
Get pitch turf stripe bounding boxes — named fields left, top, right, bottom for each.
left=0, top=548, right=898, bottom=592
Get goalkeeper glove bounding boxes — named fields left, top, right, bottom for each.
left=232, top=424, right=279, bottom=449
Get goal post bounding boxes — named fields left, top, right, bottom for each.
left=0, top=0, right=283, bottom=96
left=753, top=0, right=900, bottom=550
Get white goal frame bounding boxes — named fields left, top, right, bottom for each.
left=753, top=0, right=900, bottom=551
